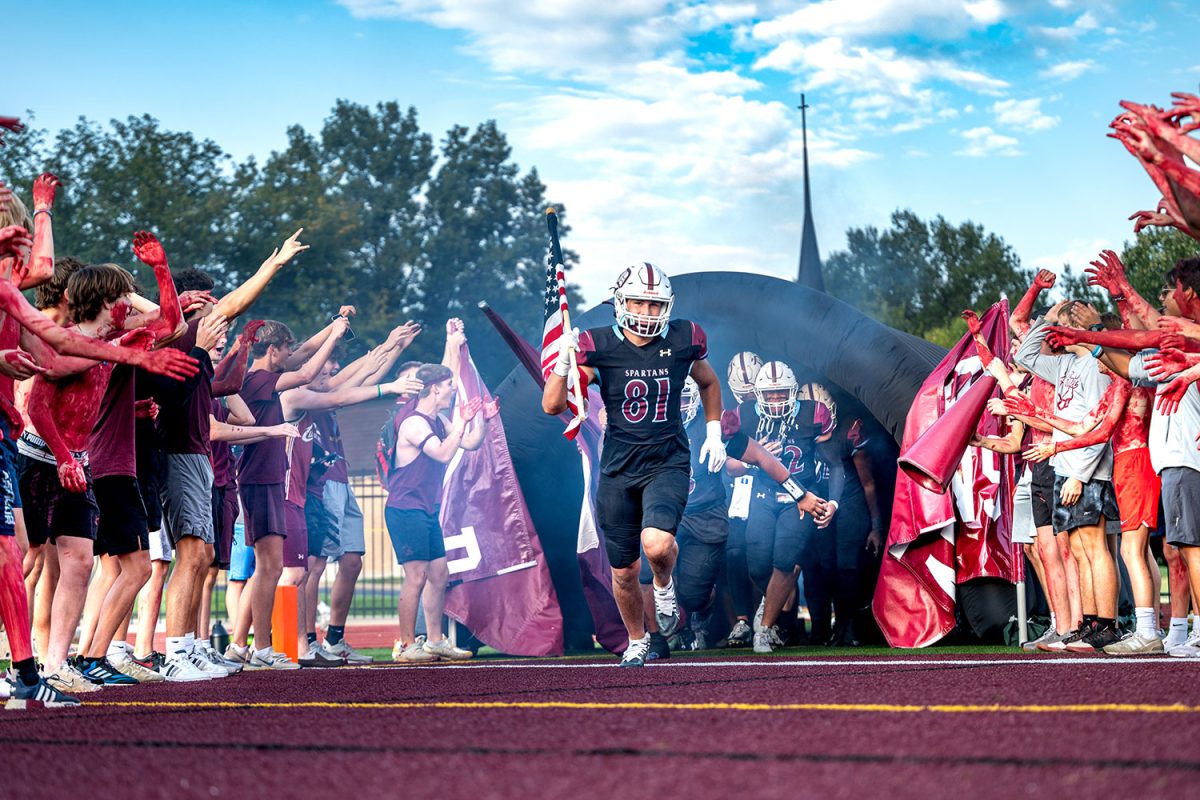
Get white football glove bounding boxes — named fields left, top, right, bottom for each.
left=699, top=420, right=727, bottom=472
left=553, top=327, right=580, bottom=377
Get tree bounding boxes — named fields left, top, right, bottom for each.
left=825, top=209, right=1031, bottom=345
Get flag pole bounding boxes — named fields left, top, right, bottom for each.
left=547, top=208, right=587, bottom=424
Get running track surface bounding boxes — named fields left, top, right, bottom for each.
left=5, top=654, right=1199, bottom=799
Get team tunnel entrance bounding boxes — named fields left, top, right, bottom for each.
left=494, top=271, right=957, bottom=648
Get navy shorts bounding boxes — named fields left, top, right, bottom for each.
left=0, top=435, right=16, bottom=535
left=597, top=468, right=690, bottom=569
left=385, top=507, right=445, bottom=564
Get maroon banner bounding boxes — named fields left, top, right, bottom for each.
left=441, top=344, right=564, bottom=656
left=873, top=301, right=1014, bottom=647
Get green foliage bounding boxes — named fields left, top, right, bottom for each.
left=0, top=104, right=578, bottom=385
left=824, top=210, right=1031, bottom=339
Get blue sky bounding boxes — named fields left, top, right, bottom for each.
left=8, top=1, right=1200, bottom=305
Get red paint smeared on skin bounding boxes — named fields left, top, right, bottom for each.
left=0, top=536, right=33, bottom=662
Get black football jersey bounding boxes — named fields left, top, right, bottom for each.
left=748, top=410, right=833, bottom=499
left=578, top=319, right=708, bottom=479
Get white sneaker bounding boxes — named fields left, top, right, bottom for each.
left=653, top=580, right=680, bottom=638
left=299, top=643, right=344, bottom=668
left=753, top=598, right=765, bottom=634
left=753, top=625, right=784, bottom=654
left=400, top=636, right=438, bottom=664
left=224, top=643, right=268, bottom=671
left=423, top=637, right=472, bottom=661
left=110, top=653, right=165, bottom=683
left=1102, top=631, right=1165, bottom=655
left=158, top=652, right=213, bottom=682
left=251, top=649, right=301, bottom=670
left=198, top=642, right=243, bottom=673
left=323, top=639, right=373, bottom=664
left=1168, top=633, right=1200, bottom=658
left=619, top=635, right=651, bottom=667
left=186, top=650, right=232, bottom=678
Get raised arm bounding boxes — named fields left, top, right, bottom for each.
left=284, top=305, right=353, bottom=370
left=441, top=319, right=466, bottom=377
left=1011, top=270, right=1055, bottom=338
left=212, top=320, right=264, bottom=397
left=1085, top=249, right=1159, bottom=329
left=210, top=417, right=299, bottom=445
left=129, top=231, right=188, bottom=345
left=274, top=317, right=348, bottom=392
left=1014, top=317, right=1062, bottom=384
left=213, top=229, right=309, bottom=322
left=19, top=173, right=61, bottom=290
left=281, top=374, right=410, bottom=416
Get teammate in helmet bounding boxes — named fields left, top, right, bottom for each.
left=727, top=352, right=763, bottom=406
left=543, top=263, right=727, bottom=667
left=743, top=365, right=843, bottom=653
left=634, top=378, right=828, bottom=656
left=723, top=351, right=765, bottom=647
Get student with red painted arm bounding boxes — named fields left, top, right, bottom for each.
left=1010, top=270, right=1056, bottom=339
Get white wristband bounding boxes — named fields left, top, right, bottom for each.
left=780, top=478, right=806, bottom=503
left=552, top=358, right=570, bottom=377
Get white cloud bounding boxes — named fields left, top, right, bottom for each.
left=957, top=126, right=1021, bottom=157
left=991, top=98, right=1058, bottom=131
left=752, top=0, right=1005, bottom=41
left=1034, top=10, right=1100, bottom=40
left=1039, top=59, right=1096, bottom=81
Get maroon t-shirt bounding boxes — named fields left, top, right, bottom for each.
left=210, top=399, right=236, bottom=489
left=88, top=363, right=137, bottom=479
left=286, top=412, right=316, bottom=506
left=309, top=410, right=349, bottom=489
left=385, top=411, right=447, bottom=514
left=155, top=319, right=215, bottom=455
left=238, top=369, right=285, bottom=485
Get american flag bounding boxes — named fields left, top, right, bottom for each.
left=540, top=258, right=588, bottom=439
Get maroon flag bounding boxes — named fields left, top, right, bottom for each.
left=440, top=343, right=564, bottom=656
left=873, top=301, right=1015, bottom=647
left=482, top=304, right=628, bottom=653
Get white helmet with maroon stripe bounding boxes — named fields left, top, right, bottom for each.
left=681, top=376, right=701, bottom=426
left=797, top=382, right=837, bottom=435
left=727, top=351, right=763, bottom=403
left=753, top=360, right=798, bottom=419
left=613, top=262, right=674, bottom=337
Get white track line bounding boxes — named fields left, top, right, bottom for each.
left=355, top=657, right=1192, bottom=670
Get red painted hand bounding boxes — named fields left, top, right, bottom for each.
left=57, top=458, right=87, bottom=493
left=139, top=348, right=199, bottom=381
left=240, top=319, right=266, bottom=347
left=483, top=396, right=501, bottom=420
left=458, top=397, right=482, bottom=422
left=1044, top=326, right=1080, bottom=350
left=178, top=290, right=218, bottom=314
left=132, top=231, right=168, bottom=270
left=1129, top=208, right=1177, bottom=233
left=1085, top=249, right=1129, bottom=296
left=135, top=398, right=159, bottom=420
left=1156, top=371, right=1197, bottom=416
left=1157, top=315, right=1200, bottom=339
left=31, top=172, right=61, bottom=211
left=1145, top=348, right=1200, bottom=382
left=116, top=328, right=156, bottom=351
left=961, top=309, right=983, bottom=337
left=720, top=409, right=740, bottom=440
left=1002, top=393, right=1038, bottom=418
left=0, top=225, right=32, bottom=261
left=0, top=349, right=44, bottom=381
left=0, top=116, right=22, bottom=146
left=1033, top=269, right=1056, bottom=290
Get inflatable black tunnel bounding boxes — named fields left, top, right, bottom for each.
left=490, top=271, right=947, bottom=647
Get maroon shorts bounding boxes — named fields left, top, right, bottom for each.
left=283, top=500, right=308, bottom=568
left=239, top=482, right=286, bottom=546
left=211, top=484, right=240, bottom=569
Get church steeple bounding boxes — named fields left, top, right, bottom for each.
left=796, top=94, right=825, bottom=292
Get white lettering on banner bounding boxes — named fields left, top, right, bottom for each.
left=445, top=526, right=482, bottom=575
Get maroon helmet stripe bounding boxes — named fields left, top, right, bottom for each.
left=645, top=263, right=656, bottom=291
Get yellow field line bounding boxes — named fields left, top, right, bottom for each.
left=88, top=700, right=1200, bottom=714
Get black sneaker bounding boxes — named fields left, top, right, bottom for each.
left=646, top=632, right=671, bottom=661
left=69, top=656, right=105, bottom=686
left=1081, top=624, right=1122, bottom=650
left=132, top=651, right=166, bottom=673
left=81, top=657, right=139, bottom=687
left=1063, top=621, right=1101, bottom=653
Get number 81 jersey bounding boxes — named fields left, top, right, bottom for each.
left=577, top=319, right=708, bottom=479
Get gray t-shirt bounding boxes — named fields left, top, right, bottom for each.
left=1127, top=349, right=1200, bottom=474
left=1016, top=321, right=1113, bottom=482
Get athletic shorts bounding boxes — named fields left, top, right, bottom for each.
left=239, top=483, right=286, bottom=545
left=94, top=475, right=149, bottom=557
left=320, top=480, right=365, bottom=559
left=1029, top=460, right=1055, bottom=530
left=1052, top=475, right=1120, bottom=535
left=1161, top=467, right=1200, bottom=548
left=159, top=453, right=214, bottom=545
left=19, top=456, right=99, bottom=545
left=0, top=434, right=17, bottom=536
left=283, top=501, right=309, bottom=568
left=137, top=447, right=165, bottom=532
left=745, top=496, right=810, bottom=584
left=228, top=520, right=256, bottom=581
left=385, top=507, right=445, bottom=564
left=1113, top=448, right=1160, bottom=532
left=211, top=484, right=240, bottom=569
left=597, top=468, right=690, bottom=569
left=1011, top=467, right=1036, bottom=546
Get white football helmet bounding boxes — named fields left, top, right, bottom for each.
left=753, top=361, right=798, bottom=419
left=797, top=382, right=837, bottom=435
left=727, top=352, right=763, bottom=404
left=613, top=263, right=674, bottom=338
left=681, top=376, right=701, bottom=426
